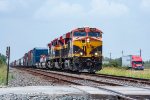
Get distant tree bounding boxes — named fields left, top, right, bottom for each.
left=0, top=54, right=6, bottom=65
left=0, top=58, right=2, bottom=65
left=144, top=60, right=150, bottom=68
left=103, top=57, right=122, bottom=67
left=103, top=57, right=110, bottom=61
left=114, top=57, right=122, bottom=66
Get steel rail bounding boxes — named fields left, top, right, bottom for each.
left=84, top=73, right=150, bottom=85
left=18, top=68, right=122, bottom=86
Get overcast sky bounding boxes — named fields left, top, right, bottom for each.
left=0, top=0, right=150, bottom=61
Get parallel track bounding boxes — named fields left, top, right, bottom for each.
left=84, top=73, right=150, bottom=86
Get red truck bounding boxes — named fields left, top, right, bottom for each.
left=122, top=55, right=144, bottom=70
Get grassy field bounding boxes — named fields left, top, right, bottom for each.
left=97, top=67, right=150, bottom=79
left=0, top=64, right=7, bottom=85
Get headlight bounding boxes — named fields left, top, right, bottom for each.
left=80, top=52, right=83, bottom=56
left=87, top=38, right=90, bottom=43
left=95, top=52, right=98, bottom=56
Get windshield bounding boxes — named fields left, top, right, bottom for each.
left=88, top=32, right=101, bottom=37
left=74, top=32, right=86, bottom=37
left=133, top=61, right=143, bottom=64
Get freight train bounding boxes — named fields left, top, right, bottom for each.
left=11, top=27, right=103, bottom=73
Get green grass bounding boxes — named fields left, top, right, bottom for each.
left=0, top=64, right=7, bottom=85
left=97, top=67, right=150, bottom=79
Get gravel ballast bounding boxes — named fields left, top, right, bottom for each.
left=8, top=68, right=64, bottom=87
left=0, top=93, right=89, bottom=100
left=8, top=68, right=150, bottom=88
left=45, top=70, right=150, bottom=88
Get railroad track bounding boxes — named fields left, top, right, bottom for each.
left=16, top=67, right=150, bottom=87
left=14, top=67, right=150, bottom=100
left=84, top=73, right=150, bottom=86
left=15, top=67, right=150, bottom=87
left=18, top=68, right=121, bottom=86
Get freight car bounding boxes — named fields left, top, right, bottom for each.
left=23, top=48, right=48, bottom=67
left=46, top=27, right=103, bottom=73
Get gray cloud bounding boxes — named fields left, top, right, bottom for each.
left=34, top=0, right=129, bottom=21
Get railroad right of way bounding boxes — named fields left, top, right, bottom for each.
left=6, top=67, right=150, bottom=99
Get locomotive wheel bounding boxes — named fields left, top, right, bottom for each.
left=61, top=62, right=65, bottom=70
left=47, top=61, right=53, bottom=69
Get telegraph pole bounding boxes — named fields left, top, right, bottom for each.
left=140, top=49, right=141, bottom=57
left=6, top=46, right=10, bottom=85
left=110, top=52, right=111, bottom=62
left=122, top=50, right=124, bottom=57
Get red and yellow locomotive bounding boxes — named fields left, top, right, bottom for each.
left=47, top=27, right=103, bottom=73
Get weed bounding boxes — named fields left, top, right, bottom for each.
left=97, top=67, right=150, bottom=79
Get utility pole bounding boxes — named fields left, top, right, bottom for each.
left=6, top=46, right=10, bottom=85
left=122, top=50, right=124, bottom=57
left=140, top=49, right=141, bottom=57
left=110, top=52, right=111, bottom=62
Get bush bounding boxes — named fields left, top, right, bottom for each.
left=102, top=63, right=110, bottom=67
left=110, top=60, right=119, bottom=67
left=0, top=54, right=6, bottom=65
left=0, top=59, right=3, bottom=65
left=144, top=60, right=150, bottom=68
left=103, top=57, right=122, bottom=68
